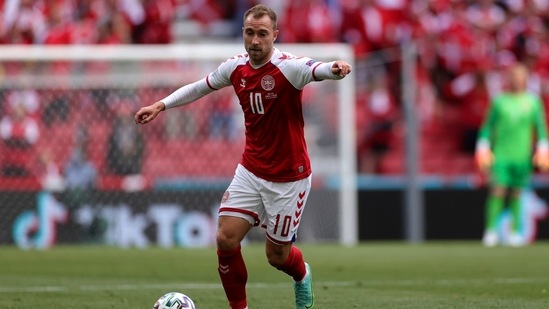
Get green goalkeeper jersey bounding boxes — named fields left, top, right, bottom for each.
left=477, top=92, right=548, bottom=163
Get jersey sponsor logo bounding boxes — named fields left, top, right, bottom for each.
left=306, top=59, right=317, bottom=67
left=261, top=75, right=275, bottom=91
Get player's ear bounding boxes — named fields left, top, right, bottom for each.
left=273, top=29, right=279, bottom=41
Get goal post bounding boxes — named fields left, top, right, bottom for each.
left=0, top=44, right=357, bottom=247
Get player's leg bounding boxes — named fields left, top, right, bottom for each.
left=265, top=240, right=313, bottom=309
left=483, top=162, right=509, bottom=246
left=216, top=216, right=252, bottom=309
left=483, top=185, right=506, bottom=247
left=261, top=176, right=313, bottom=309
left=507, top=188, right=524, bottom=246
left=507, top=162, right=531, bottom=247
left=216, top=164, right=264, bottom=309
left=265, top=241, right=305, bottom=281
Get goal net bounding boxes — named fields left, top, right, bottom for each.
left=0, top=44, right=356, bottom=249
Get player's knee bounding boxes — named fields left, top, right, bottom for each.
left=216, top=216, right=251, bottom=250
left=266, top=252, right=285, bottom=268
left=491, top=186, right=506, bottom=197
left=215, top=230, right=240, bottom=251
left=265, top=246, right=288, bottom=268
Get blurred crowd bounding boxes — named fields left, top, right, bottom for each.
left=1, top=0, right=549, bottom=182
left=0, top=0, right=175, bottom=44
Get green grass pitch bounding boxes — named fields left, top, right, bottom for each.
left=1, top=242, right=548, bottom=308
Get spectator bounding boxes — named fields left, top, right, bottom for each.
left=465, top=0, right=506, bottom=35
left=64, top=125, right=97, bottom=209
left=357, top=74, right=398, bottom=173
left=446, top=68, right=491, bottom=153
left=0, top=94, right=40, bottom=177
left=208, top=89, right=237, bottom=141
left=281, top=0, right=338, bottom=43
left=96, top=12, right=131, bottom=44
left=42, top=0, right=73, bottom=45
left=133, top=0, right=174, bottom=44
left=42, top=89, right=70, bottom=126
left=65, top=147, right=97, bottom=191
left=35, top=148, right=65, bottom=191
left=106, top=99, right=145, bottom=175
left=3, top=0, right=47, bottom=44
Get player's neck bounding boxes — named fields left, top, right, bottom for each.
left=249, top=49, right=275, bottom=67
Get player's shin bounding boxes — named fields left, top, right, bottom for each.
left=217, top=245, right=248, bottom=309
left=486, top=195, right=504, bottom=231
left=509, top=195, right=522, bottom=233
left=275, top=245, right=307, bottom=281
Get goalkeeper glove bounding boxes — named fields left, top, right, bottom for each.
left=475, top=147, right=494, bottom=172
left=533, top=148, right=549, bottom=172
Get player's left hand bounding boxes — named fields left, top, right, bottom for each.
left=533, top=148, right=549, bottom=172
left=332, top=61, right=352, bottom=78
left=475, top=147, right=494, bottom=172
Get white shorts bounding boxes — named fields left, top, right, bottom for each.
left=219, top=164, right=312, bottom=244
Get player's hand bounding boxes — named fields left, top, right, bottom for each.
left=533, top=148, right=549, bottom=172
left=332, top=61, right=352, bottom=78
left=475, top=148, right=494, bottom=172
left=134, top=101, right=165, bottom=125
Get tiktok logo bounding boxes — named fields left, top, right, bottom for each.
left=12, top=192, right=68, bottom=249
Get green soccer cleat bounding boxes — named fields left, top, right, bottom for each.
left=294, top=263, right=314, bottom=309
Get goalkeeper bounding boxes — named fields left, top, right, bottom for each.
left=475, top=63, right=549, bottom=247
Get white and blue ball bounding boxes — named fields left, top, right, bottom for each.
left=153, top=292, right=196, bottom=309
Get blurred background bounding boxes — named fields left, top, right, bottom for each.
left=1, top=0, right=549, bottom=249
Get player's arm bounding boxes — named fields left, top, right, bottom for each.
left=135, top=55, right=237, bottom=125
left=283, top=56, right=352, bottom=91
left=532, top=97, right=549, bottom=171
left=313, top=60, right=352, bottom=80
left=475, top=99, right=497, bottom=171
left=136, top=54, right=244, bottom=125
left=135, top=78, right=213, bottom=125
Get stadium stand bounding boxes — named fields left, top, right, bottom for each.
left=1, top=0, right=549, bottom=191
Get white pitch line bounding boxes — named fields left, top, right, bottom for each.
left=0, top=278, right=545, bottom=293
left=0, top=281, right=353, bottom=293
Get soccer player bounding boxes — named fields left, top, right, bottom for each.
left=475, top=63, right=549, bottom=247
left=134, top=4, right=352, bottom=309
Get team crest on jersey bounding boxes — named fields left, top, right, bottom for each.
left=261, top=75, right=275, bottom=91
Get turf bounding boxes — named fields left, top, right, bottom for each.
left=1, top=242, right=548, bottom=308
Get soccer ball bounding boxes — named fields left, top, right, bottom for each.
left=153, top=292, right=196, bottom=309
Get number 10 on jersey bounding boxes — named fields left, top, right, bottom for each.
left=249, top=92, right=264, bottom=114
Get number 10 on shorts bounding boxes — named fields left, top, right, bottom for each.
left=273, top=214, right=291, bottom=237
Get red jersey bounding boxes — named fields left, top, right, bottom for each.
left=162, top=48, right=340, bottom=182
left=205, top=49, right=332, bottom=182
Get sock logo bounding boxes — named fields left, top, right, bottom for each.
left=219, top=264, right=230, bottom=274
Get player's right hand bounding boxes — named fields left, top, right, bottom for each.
left=475, top=148, right=494, bottom=172
left=533, top=148, right=549, bottom=172
left=134, top=101, right=165, bottom=125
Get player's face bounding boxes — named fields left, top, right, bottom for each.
left=243, top=15, right=279, bottom=66
left=509, top=65, right=528, bottom=92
